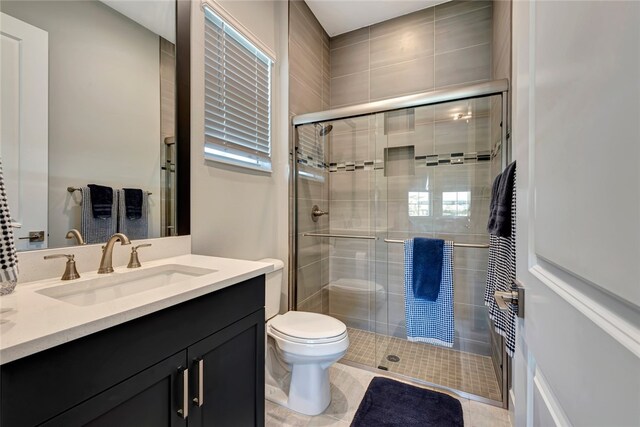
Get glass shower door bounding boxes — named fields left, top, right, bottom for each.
left=295, top=115, right=383, bottom=368
left=373, top=96, right=504, bottom=402
left=295, top=123, right=330, bottom=317
left=294, top=91, right=506, bottom=404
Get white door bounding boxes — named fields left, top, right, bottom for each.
left=511, top=1, right=640, bottom=426
left=0, top=13, right=48, bottom=250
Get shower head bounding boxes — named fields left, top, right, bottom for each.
left=314, top=123, right=333, bottom=136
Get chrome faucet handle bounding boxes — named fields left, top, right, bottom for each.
left=44, top=254, right=80, bottom=280
left=311, top=205, right=329, bottom=222
left=127, top=244, right=152, bottom=269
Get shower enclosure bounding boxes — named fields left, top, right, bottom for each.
left=291, top=80, right=510, bottom=406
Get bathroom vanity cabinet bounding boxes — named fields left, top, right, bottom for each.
left=0, top=275, right=265, bottom=427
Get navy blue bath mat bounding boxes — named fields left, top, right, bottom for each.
left=351, top=377, right=464, bottom=427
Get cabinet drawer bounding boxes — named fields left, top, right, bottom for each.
left=1, top=275, right=265, bottom=426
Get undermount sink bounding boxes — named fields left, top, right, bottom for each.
left=36, top=264, right=217, bottom=307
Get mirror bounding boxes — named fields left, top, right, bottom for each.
left=0, top=0, right=181, bottom=251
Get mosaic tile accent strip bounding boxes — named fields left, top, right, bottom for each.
left=328, top=151, right=493, bottom=172
left=343, top=327, right=502, bottom=401
left=297, top=157, right=327, bottom=169
left=329, top=160, right=384, bottom=172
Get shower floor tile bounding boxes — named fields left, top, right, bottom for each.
left=343, top=327, right=502, bottom=401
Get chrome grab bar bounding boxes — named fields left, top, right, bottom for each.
left=383, top=238, right=489, bottom=248
left=303, top=233, right=377, bottom=240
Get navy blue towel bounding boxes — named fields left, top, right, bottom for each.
left=123, top=188, right=143, bottom=220
left=87, top=184, right=113, bottom=219
left=412, top=238, right=444, bottom=301
left=487, top=161, right=516, bottom=238
left=486, top=172, right=502, bottom=234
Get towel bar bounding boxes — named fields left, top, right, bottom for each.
left=303, top=233, right=377, bottom=240
left=67, top=187, right=152, bottom=195
left=383, top=239, right=489, bottom=249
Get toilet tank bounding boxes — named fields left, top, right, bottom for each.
left=258, top=258, right=284, bottom=320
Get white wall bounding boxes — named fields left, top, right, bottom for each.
left=190, top=1, right=289, bottom=307
left=2, top=1, right=162, bottom=248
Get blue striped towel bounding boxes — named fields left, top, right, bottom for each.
left=404, top=239, right=454, bottom=347
left=81, top=187, right=117, bottom=244
left=117, top=189, right=148, bottom=240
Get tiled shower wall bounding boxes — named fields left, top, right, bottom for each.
left=326, top=100, right=497, bottom=356
left=326, top=1, right=496, bottom=356
left=288, top=1, right=331, bottom=313
left=329, top=0, right=493, bottom=108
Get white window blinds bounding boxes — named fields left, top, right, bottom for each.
left=204, top=6, right=272, bottom=172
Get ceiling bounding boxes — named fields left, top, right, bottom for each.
left=100, top=0, right=175, bottom=43
left=305, top=0, right=449, bottom=37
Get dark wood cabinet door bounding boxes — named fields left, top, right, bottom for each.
left=188, top=309, right=265, bottom=427
left=41, top=351, right=188, bottom=427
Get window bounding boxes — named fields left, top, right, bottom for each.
left=408, top=192, right=431, bottom=217
left=442, top=191, right=471, bottom=217
left=203, top=6, right=273, bottom=172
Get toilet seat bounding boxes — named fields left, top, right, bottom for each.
left=268, top=312, right=347, bottom=344
left=269, top=327, right=348, bottom=345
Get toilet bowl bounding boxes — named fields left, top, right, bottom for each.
left=259, top=258, right=349, bottom=416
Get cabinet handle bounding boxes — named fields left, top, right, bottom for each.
left=178, top=367, right=189, bottom=419
left=193, top=359, right=204, bottom=407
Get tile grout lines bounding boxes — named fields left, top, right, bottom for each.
left=343, top=327, right=502, bottom=401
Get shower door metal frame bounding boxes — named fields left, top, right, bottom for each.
left=293, top=79, right=509, bottom=126
left=290, top=78, right=511, bottom=407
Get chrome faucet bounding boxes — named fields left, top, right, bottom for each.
left=98, top=233, right=131, bottom=274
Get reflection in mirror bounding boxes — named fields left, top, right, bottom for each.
left=0, top=0, right=177, bottom=251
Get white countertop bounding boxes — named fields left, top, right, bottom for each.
left=0, top=254, right=273, bottom=365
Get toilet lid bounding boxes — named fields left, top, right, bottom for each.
left=269, top=312, right=347, bottom=342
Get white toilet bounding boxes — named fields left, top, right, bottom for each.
left=259, top=258, right=349, bottom=416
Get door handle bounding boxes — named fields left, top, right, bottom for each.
left=17, top=231, right=45, bottom=242
left=494, top=290, right=518, bottom=310
left=177, top=367, right=189, bottom=419
left=193, top=358, right=204, bottom=407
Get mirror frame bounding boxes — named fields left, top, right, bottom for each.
left=176, top=0, right=190, bottom=235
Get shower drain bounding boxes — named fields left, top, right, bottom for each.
left=386, top=355, right=400, bottom=363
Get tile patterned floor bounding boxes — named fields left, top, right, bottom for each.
left=265, top=363, right=511, bottom=427
left=344, top=328, right=502, bottom=401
